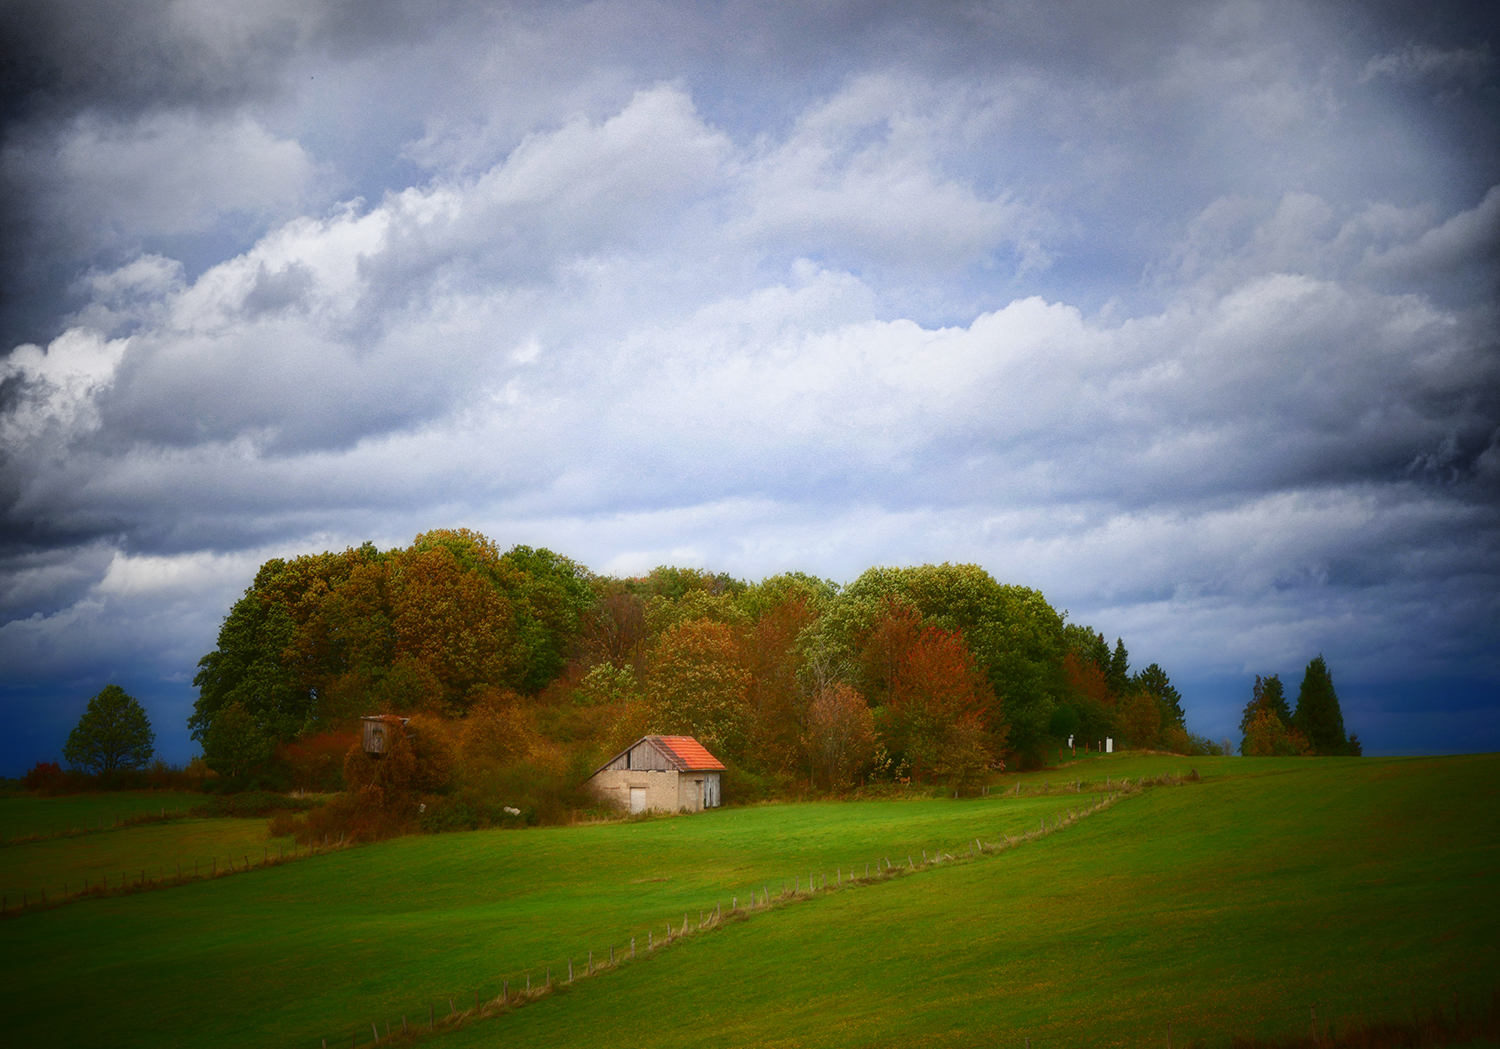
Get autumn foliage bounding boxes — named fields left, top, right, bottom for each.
left=191, top=532, right=1207, bottom=830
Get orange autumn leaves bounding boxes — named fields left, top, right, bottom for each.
left=641, top=592, right=1002, bottom=788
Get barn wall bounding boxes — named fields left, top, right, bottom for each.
left=588, top=769, right=682, bottom=813
left=598, top=739, right=675, bottom=772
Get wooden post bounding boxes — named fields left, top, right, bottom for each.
left=568, top=959, right=573, bottom=983
left=429, top=1003, right=434, bottom=1029
left=449, top=998, right=455, bottom=1015
left=371, top=1022, right=378, bottom=1044
left=631, top=936, right=635, bottom=957
left=610, top=946, right=614, bottom=965
left=588, top=950, right=593, bottom=974
left=503, top=980, right=508, bottom=1002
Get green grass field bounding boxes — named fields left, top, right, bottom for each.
left=0, top=817, right=295, bottom=902
left=0, top=791, right=204, bottom=840
left=5, top=754, right=1495, bottom=1049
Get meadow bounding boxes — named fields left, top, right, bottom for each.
left=0, top=790, right=203, bottom=840
left=3, top=753, right=1495, bottom=1048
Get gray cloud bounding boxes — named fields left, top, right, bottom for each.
left=1, top=0, right=1498, bottom=770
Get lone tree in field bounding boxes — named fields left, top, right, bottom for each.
left=1292, top=656, right=1351, bottom=756
left=63, top=685, right=155, bottom=773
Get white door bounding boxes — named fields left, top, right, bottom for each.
left=629, top=787, right=646, bottom=814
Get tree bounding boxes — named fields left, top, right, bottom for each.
left=63, top=685, right=155, bottom=773
left=1292, top=656, right=1350, bottom=756
left=201, top=701, right=275, bottom=778
left=1132, top=663, right=1184, bottom=727
left=881, top=625, right=998, bottom=780
left=1106, top=639, right=1131, bottom=697
left=1239, top=674, right=1291, bottom=748
left=1241, top=707, right=1312, bottom=757
left=645, top=618, right=751, bottom=756
left=805, top=683, right=875, bottom=788
left=829, top=564, right=1061, bottom=756
left=1118, top=691, right=1162, bottom=748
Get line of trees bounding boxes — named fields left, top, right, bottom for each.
left=1238, top=656, right=1361, bottom=757
left=184, top=531, right=1210, bottom=826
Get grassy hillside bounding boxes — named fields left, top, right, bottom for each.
left=2, top=770, right=1097, bottom=1049
left=0, top=791, right=203, bottom=840
left=6, top=754, right=1495, bottom=1048
left=0, top=817, right=295, bottom=903
left=441, top=754, right=1499, bottom=1049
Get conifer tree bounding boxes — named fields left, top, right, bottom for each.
left=1106, top=638, right=1130, bottom=697
left=1261, top=675, right=1291, bottom=724
left=1292, top=656, right=1349, bottom=755
left=1132, top=663, right=1184, bottom=726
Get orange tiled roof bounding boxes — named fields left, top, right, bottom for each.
left=654, top=735, right=726, bottom=771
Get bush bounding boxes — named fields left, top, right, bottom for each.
left=279, top=732, right=356, bottom=792
left=1241, top=707, right=1313, bottom=756
left=22, top=761, right=67, bottom=792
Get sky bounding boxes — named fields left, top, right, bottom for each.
left=0, top=0, right=1496, bottom=775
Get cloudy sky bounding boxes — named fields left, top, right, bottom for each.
left=1, top=0, right=1496, bottom=773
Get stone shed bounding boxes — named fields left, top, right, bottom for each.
left=589, top=735, right=725, bottom=814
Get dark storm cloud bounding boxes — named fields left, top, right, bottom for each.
left=1, top=1, right=1498, bottom=771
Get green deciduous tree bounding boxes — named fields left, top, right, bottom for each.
left=63, top=685, right=155, bottom=773
left=645, top=618, right=751, bottom=756
left=201, top=700, right=275, bottom=778
left=1292, top=655, right=1351, bottom=756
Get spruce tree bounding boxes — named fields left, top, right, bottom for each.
left=1292, top=656, right=1349, bottom=755
left=1132, top=663, right=1184, bottom=726
left=1261, top=675, right=1292, bottom=724
left=1106, top=639, right=1130, bottom=697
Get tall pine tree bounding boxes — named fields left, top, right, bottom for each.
left=1292, top=656, right=1350, bottom=756
left=1132, top=663, right=1184, bottom=726
left=1106, top=639, right=1131, bottom=697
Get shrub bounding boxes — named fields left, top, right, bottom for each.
left=1241, top=707, right=1313, bottom=756
left=22, top=761, right=67, bottom=792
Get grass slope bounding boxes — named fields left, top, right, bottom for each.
left=6, top=755, right=1492, bottom=1048
left=3, top=773, right=1097, bottom=1049
left=0, top=791, right=203, bottom=840
left=0, top=817, right=295, bottom=902
left=438, top=755, right=1498, bottom=1048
